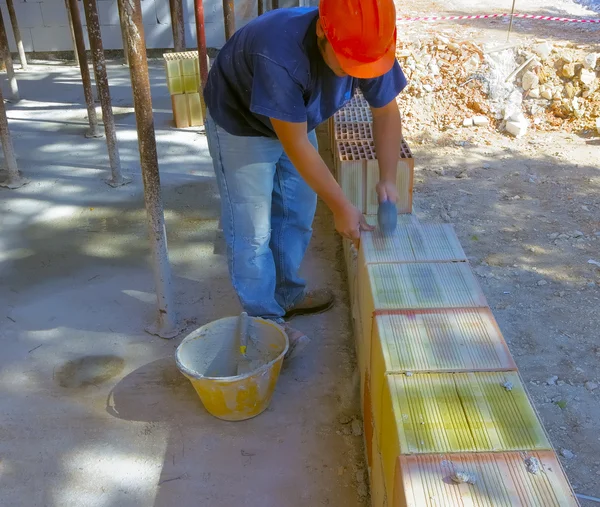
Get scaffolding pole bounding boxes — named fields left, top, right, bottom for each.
left=6, top=0, right=27, bottom=71
left=64, top=0, right=80, bottom=66
left=222, top=0, right=235, bottom=40
left=258, top=0, right=263, bottom=16
left=169, top=0, right=185, bottom=52
left=67, top=0, right=102, bottom=138
left=117, top=0, right=180, bottom=339
left=82, top=0, right=130, bottom=187
left=0, top=8, right=19, bottom=101
left=271, top=0, right=278, bottom=10
left=194, top=0, right=209, bottom=87
left=117, top=0, right=129, bottom=66
left=0, top=84, right=27, bottom=188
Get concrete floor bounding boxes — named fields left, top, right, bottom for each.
left=0, top=60, right=366, bottom=507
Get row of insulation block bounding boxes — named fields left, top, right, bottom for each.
left=163, top=51, right=206, bottom=128
left=332, top=94, right=578, bottom=506
left=329, top=93, right=414, bottom=215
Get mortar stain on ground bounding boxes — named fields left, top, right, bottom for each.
left=55, top=355, right=125, bottom=388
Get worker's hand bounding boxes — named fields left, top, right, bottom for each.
left=376, top=180, right=398, bottom=204
left=333, top=202, right=374, bottom=248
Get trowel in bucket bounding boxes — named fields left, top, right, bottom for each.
left=236, top=312, right=258, bottom=376
left=377, top=199, right=397, bottom=236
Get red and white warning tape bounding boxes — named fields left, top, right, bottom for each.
left=397, top=13, right=600, bottom=24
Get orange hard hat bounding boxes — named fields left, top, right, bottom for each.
left=319, top=0, right=397, bottom=79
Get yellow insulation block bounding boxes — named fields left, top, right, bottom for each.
left=370, top=309, right=516, bottom=436
left=373, top=309, right=515, bottom=373
left=164, top=58, right=181, bottom=79
left=391, top=451, right=577, bottom=507
left=359, top=222, right=467, bottom=265
left=171, top=94, right=189, bottom=128
left=186, top=93, right=204, bottom=127
left=404, top=223, right=466, bottom=262
left=371, top=430, right=387, bottom=507
left=183, top=73, right=199, bottom=94
left=379, top=372, right=551, bottom=494
left=167, top=77, right=183, bottom=95
left=454, top=372, right=550, bottom=452
left=180, top=56, right=199, bottom=76
left=358, top=263, right=487, bottom=376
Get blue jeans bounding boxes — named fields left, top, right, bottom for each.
left=205, top=111, right=318, bottom=320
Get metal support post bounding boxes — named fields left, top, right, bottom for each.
left=65, top=0, right=80, bottom=66
left=117, top=0, right=129, bottom=66
left=0, top=85, right=27, bottom=188
left=82, top=0, right=130, bottom=187
left=117, top=0, right=180, bottom=339
left=194, top=0, right=209, bottom=87
left=169, top=0, right=185, bottom=52
left=0, top=8, right=19, bottom=101
left=67, top=0, right=102, bottom=138
left=222, top=0, right=235, bottom=40
left=271, top=0, right=279, bottom=10
left=6, top=0, right=27, bottom=71
left=258, top=0, right=263, bottom=16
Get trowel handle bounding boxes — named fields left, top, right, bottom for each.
left=238, top=312, right=249, bottom=355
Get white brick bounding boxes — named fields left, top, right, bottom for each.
left=0, top=5, right=35, bottom=52
left=143, top=21, right=173, bottom=48
left=155, top=0, right=171, bottom=24
left=99, top=23, right=124, bottom=49
left=31, top=25, right=76, bottom=51
left=40, top=0, right=69, bottom=26
left=141, top=0, right=158, bottom=25
left=185, top=20, right=226, bottom=49
left=183, top=0, right=194, bottom=23
left=97, top=0, right=120, bottom=25
left=13, top=2, right=45, bottom=28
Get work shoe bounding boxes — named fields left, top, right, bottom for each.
left=283, top=323, right=310, bottom=360
left=284, top=289, right=335, bottom=319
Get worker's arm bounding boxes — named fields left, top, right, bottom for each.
left=371, top=99, right=402, bottom=203
left=270, top=118, right=373, bottom=244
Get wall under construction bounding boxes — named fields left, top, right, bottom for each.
left=332, top=92, right=580, bottom=506
left=0, top=0, right=309, bottom=53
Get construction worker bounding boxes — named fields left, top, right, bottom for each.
left=203, top=0, right=406, bottom=359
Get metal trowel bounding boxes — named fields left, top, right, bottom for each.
left=236, top=312, right=254, bottom=375
left=377, top=199, right=397, bottom=236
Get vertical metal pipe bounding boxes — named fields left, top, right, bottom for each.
left=67, top=0, right=102, bottom=138
left=117, top=0, right=129, bottom=66
left=64, top=0, right=80, bottom=66
left=222, top=0, right=235, bottom=40
left=82, top=0, right=130, bottom=187
left=194, top=0, right=209, bottom=87
left=6, top=0, right=27, bottom=71
left=117, top=0, right=179, bottom=339
left=169, top=0, right=185, bottom=52
left=0, top=83, right=27, bottom=188
left=258, top=0, right=263, bottom=16
left=271, top=0, right=278, bottom=10
left=507, top=0, right=517, bottom=42
left=0, top=8, right=19, bottom=101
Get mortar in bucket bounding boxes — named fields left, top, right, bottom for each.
left=175, top=315, right=288, bottom=421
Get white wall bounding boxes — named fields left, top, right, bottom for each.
left=0, top=0, right=310, bottom=54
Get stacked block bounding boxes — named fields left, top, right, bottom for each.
left=163, top=51, right=205, bottom=128
left=333, top=91, right=578, bottom=506
left=329, top=92, right=414, bottom=215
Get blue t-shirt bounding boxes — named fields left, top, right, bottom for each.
left=203, top=7, right=407, bottom=138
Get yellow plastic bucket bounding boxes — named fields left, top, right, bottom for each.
left=175, top=316, right=288, bottom=421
